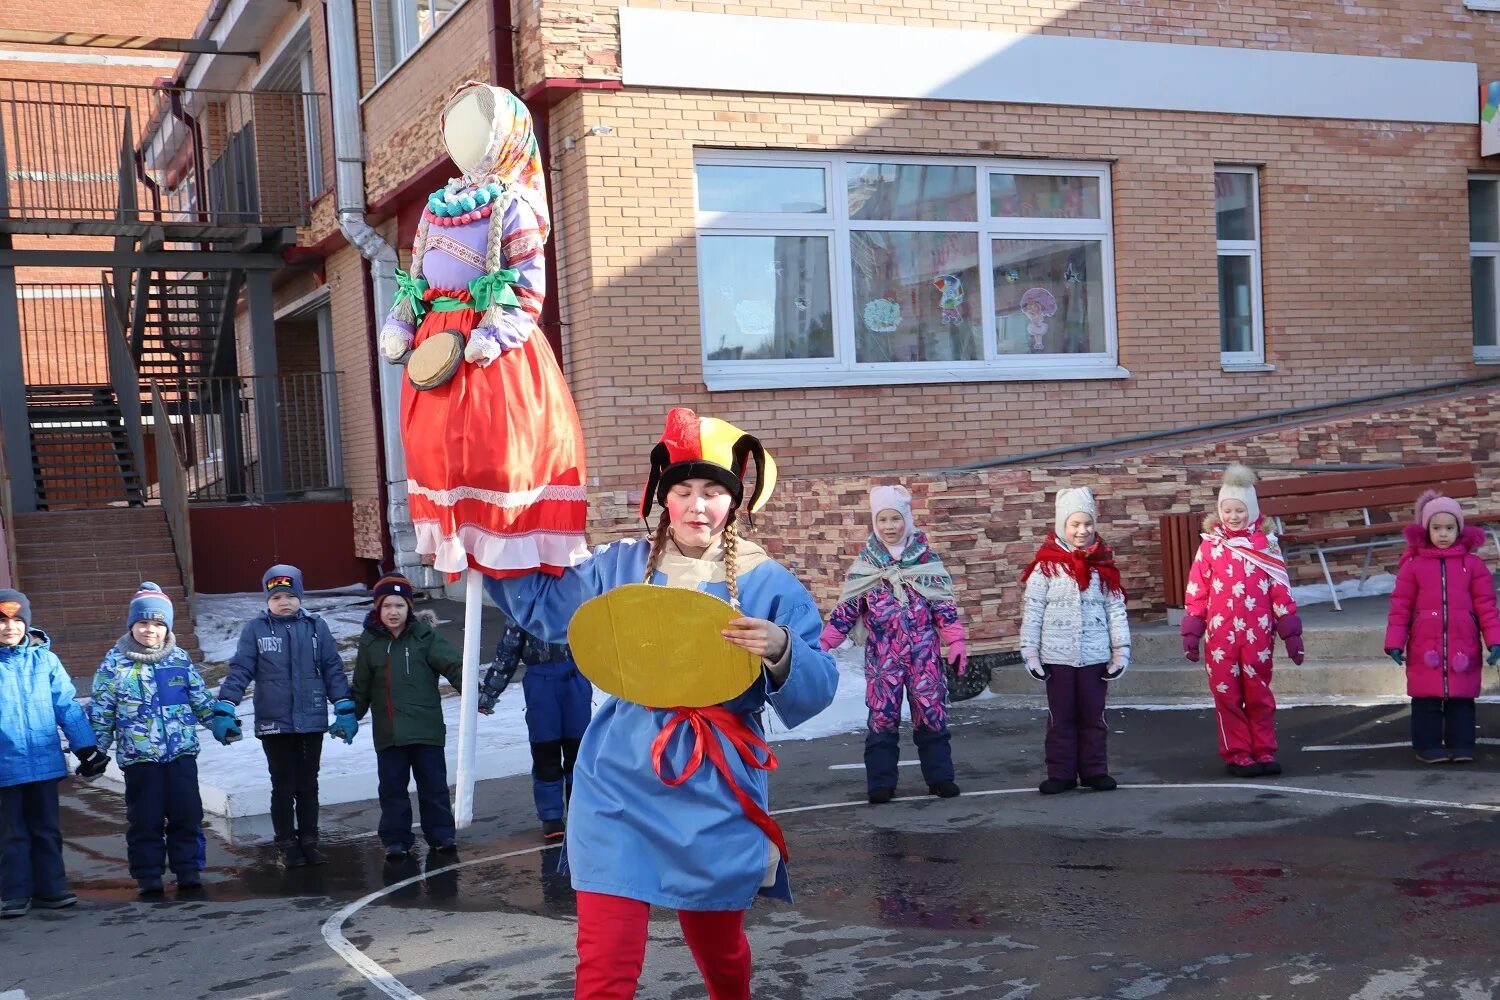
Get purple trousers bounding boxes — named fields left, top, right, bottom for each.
left=1045, top=663, right=1110, bottom=780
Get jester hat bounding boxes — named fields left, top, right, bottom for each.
left=641, top=407, right=778, bottom=521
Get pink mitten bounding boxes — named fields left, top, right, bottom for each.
left=818, top=622, right=845, bottom=652
left=938, top=621, right=967, bottom=676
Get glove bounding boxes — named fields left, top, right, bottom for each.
left=1275, top=614, right=1305, bottom=665
left=1104, top=649, right=1129, bottom=680
left=938, top=622, right=967, bottom=676
left=463, top=327, right=504, bottom=367
left=818, top=622, right=846, bottom=653
left=1387, top=648, right=1405, bottom=666
left=73, top=746, right=109, bottom=778
left=1021, top=649, right=1048, bottom=681
left=1180, top=614, right=1206, bottom=662
left=210, top=700, right=242, bottom=745
left=1489, top=645, right=1500, bottom=667
left=327, top=699, right=358, bottom=744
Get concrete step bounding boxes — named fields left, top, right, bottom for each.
left=1130, top=620, right=1391, bottom=664
left=984, top=658, right=1456, bottom=700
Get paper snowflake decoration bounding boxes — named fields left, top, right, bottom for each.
left=862, top=298, right=902, bottom=333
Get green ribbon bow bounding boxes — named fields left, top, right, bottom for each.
left=393, top=268, right=430, bottom=321
left=468, top=268, right=522, bottom=313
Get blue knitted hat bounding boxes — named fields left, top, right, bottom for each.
left=262, top=564, right=305, bottom=601
left=0, top=589, right=31, bottom=627
left=127, top=582, right=174, bottom=631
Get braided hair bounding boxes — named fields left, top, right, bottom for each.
left=642, top=508, right=743, bottom=611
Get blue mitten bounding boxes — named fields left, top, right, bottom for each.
left=1387, top=648, right=1405, bottom=667
left=328, top=699, right=358, bottom=744
left=210, top=700, right=242, bottom=745
left=1489, top=645, right=1500, bottom=667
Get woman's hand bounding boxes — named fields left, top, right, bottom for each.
left=724, top=617, right=789, bottom=662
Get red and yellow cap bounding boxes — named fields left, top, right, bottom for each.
left=641, top=407, right=777, bottom=521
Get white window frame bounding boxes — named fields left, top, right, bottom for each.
left=693, top=150, right=1124, bottom=391
left=1215, top=165, right=1266, bottom=371
left=1466, top=0, right=1500, bottom=11
left=370, top=0, right=468, bottom=87
left=1471, top=175, right=1500, bottom=362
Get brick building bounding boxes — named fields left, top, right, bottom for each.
left=14, top=1, right=1499, bottom=652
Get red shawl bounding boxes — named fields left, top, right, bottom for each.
left=1021, top=533, right=1126, bottom=599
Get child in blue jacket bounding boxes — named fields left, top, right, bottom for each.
left=216, top=565, right=355, bottom=867
left=90, top=584, right=238, bottom=895
left=0, top=589, right=106, bottom=918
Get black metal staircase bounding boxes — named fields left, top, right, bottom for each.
left=133, top=269, right=241, bottom=382
left=25, top=385, right=145, bottom=509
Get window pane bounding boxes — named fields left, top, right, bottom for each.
left=993, top=240, right=1107, bottom=355
left=1218, top=254, right=1256, bottom=354
left=990, top=173, right=1101, bottom=220
left=699, top=236, right=833, bottom=361
left=1216, top=171, right=1256, bottom=241
left=1471, top=180, right=1500, bottom=243
left=1473, top=256, right=1497, bottom=347
left=847, top=163, right=976, bottom=222
left=419, top=0, right=461, bottom=42
left=850, top=232, right=981, bottom=362
left=696, top=165, right=826, bottom=214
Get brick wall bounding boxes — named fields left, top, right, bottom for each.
left=549, top=86, right=1490, bottom=497
left=579, top=386, right=1500, bottom=649
left=527, top=0, right=1500, bottom=87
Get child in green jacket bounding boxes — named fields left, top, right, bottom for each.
left=351, top=575, right=464, bottom=861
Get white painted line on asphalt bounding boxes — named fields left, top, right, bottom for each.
left=1303, top=737, right=1500, bottom=752
left=321, top=781, right=1500, bottom=999
left=827, top=760, right=920, bottom=770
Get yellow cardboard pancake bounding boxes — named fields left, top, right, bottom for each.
left=568, top=584, right=761, bottom=708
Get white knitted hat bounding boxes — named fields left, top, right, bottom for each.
left=1055, top=487, right=1097, bottom=540
left=1217, top=463, right=1260, bottom=525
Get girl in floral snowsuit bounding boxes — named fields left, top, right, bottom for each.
left=822, top=485, right=968, bottom=803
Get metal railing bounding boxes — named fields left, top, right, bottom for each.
left=103, top=282, right=147, bottom=481
left=18, top=283, right=109, bottom=387
left=150, top=381, right=195, bottom=610
left=157, top=372, right=345, bottom=503
left=0, top=79, right=319, bottom=232
left=0, top=393, right=15, bottom=588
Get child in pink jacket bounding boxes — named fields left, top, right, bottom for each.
left=1180, top=464, right=1304, bottom=777
left=1383, top=491, right=1500, bottom=764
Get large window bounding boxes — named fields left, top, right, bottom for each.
left=1215, top=167, right=1264, bottom=369
left=1471, top=177, right=1500, bottom=361
left=694, top=153, right=1120, bottom=389
left=372, top=0, right=464, bottom=83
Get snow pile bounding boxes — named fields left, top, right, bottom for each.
left=1289, top=572, right=1397, bottom=608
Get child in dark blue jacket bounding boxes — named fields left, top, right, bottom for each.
left=0, top=589, right=107, bottom=917
left=216, top=566, right=355, bottom=867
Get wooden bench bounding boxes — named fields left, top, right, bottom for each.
left=1258, top=462, right=1500, bottom=610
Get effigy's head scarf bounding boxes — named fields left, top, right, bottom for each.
left=441, top=81, right=550, bottom=240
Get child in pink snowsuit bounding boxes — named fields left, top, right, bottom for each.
left=1383, top=491, right=1500, bottom=764
left=822, top=486, right=967, bottom=804
left=1180, top=464, right=1305, bottom=778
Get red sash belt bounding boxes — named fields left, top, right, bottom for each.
left=649, top=705, right=788, bottom=863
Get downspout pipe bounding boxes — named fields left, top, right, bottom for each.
left=325, top=0, right=438, bottom=588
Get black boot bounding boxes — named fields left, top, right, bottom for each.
left=867, top=787, right=896, bottom=804
left=1082, top=774, right=1118, bottom=791
left=299, top=839, right=328, bottom=866
left=278, top=840, right=307, bottom=868
left=1039, top=777, right=1078, bottom=795
left=928, top=781, right=961, bottom=798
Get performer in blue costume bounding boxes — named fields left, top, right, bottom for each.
left=485, top=406, right=837, bottom=1000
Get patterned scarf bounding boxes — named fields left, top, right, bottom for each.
left=1020, top=533, right=1125, bottom=599
left=1204, top=523, right=1290, bottom=590
left=441, top=82, right=551, bottom=240
left=839, top=530, right=956, bottom=609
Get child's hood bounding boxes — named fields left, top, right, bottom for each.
left=1403, top=522, right=1485, bottom=557
left=0, top=627, right=51, bottom=657
left=359, top=608, right=439, bottom=644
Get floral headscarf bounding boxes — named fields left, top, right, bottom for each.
left=440, top=81, right=550, bottom=240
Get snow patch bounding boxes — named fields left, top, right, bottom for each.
left=1289, top=573, right=1397, bottom=608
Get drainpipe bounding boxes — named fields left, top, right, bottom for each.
left=324, top=0, right=438, bottom=588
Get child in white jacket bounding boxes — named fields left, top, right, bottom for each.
left=1019, top=488, right=1131, bottom=794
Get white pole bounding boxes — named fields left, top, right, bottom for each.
left=454, top=568, right=482, bottom=829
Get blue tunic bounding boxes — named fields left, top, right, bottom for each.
left=486, top=538, right=838, bottom=911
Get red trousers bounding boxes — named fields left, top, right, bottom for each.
left=1205, top=639, right=1278, bottom=762
left=574, top=890, right=751, bottom=1000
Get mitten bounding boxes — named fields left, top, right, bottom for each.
left=327, top=699, right=358, bottom=744
left=1276, top=614, right=1305, bottom=665
left=1489, top=645, right=1500, bottom=667
left=938, top=621, right=967, bottom=676
left=1180, top=614, right=1206, bottom=662
left=1104, top=649, right=1129, bottom=680
left=73, top=746, right=109, bottom=778
left=1387, top=648, right=1405, bottom=667
left=1021, top=648, right=1048, bottom=681
left=379, top=319, right=414, bottom=362
left=211, top=700, right=242, bottom=744
left=818, top=622, right=847, bottom=652
left=463, top=326, right=504, bottom=367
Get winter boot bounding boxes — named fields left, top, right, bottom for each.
left=136, top=878, right=164, bottom=897
left=1, top=899, right=29, bottom=918
left=1039, top=778, right=1078, bottom=795
left=278, top=840, right=308, bottom=869
left=1253, top=755, right=1282, bottom=776
left=299, top=840, right=328, bottom=866
left=928, top=781, right=961, bottom=798
left=867, top=787, right=896, bottom=805
left=1082, top=774, right=1118, bottom=791
left=33, top=892, right=77, bottom=909
left=541, top=819, right=566, bottom=840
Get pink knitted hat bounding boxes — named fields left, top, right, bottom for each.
left=1415, top=490, right=1464, bottom=531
